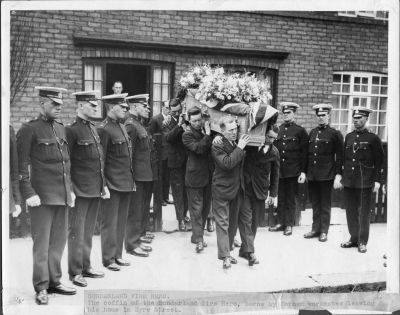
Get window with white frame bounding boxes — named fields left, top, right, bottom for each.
left=338, top=11, right=388, bottom=21
left=332, top=72, right=387, bottom=140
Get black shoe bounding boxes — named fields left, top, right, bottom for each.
left=115, top=258, right=130, bottom=266
left=206, top=218, right=215, bottom=232
left=82, top=268, right=104, bottom=278
left=284, top=226, right=292, bottom=236
left=139, top=236, right=153, bottom=243
left=140, top=244, right=152, bottom=252
left=340, top=241, right=358, bottom=248
left=319, top=233, right=328, bottom=242
left=248, top=253, right=259, bottom=266
left=269, top=224, right=284, bottom=232
left=223, top=257, right=231, bottom=269
left=35, top=290, right=48, bottom=305
left=105, top=263, right=120, bottom=271
left=358, top=243, right=367, bottom=253
left=304, top=230, right=319, bottom=239
left=128, top=247, right=149, bottom=257
left=196, top=242, right=204, bottom=253
left=178, top=220, right=186, bottom=231
left=229, top=256, right=238, bottom=264
left=184, top=216, right=191, bottom=223
left=233, top=238, right=241, bottom=248
left=69, top=275, right=87, bottom=287
left=48, top=284, right=77, bottom=295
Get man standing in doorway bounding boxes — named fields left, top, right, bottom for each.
left=66, top=91, right=109, bottom=288
left=270, top=102, right=308, bottom=236
left=112, top=81, right=123, bottom=95
left=304, top=104, right=344, bottom=242
left=340, top=106, right=384, bottom=253
left=97, top=93, right=135, bottom=271
left=17, top=86, right=76, bottom=305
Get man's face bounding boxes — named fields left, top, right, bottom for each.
left=283, top=110, right=295, bottom=123
left=112, top=82, right=123, bottom=94
left=171, top=105, right=182, bottom=119
left=265, top=130, right=277, bottom=145
left=41, top=98, right=62, bottom=119
left=162, top=105, right=171, bottom=116
left=80, top=101, right=98, bottom=119
left=136, top=103, right=150, bottom=119
left=353, top=115, right=368, bottom=130
left=222, top=122, right=238, bottom=142
left=189, top=113, right=202, bottom=130
left=112, top=103, right=128, bottom=119
left=317, top=113, right=329, bottom=126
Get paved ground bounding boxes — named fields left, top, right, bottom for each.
left=3, top=204, right=387, bottom=315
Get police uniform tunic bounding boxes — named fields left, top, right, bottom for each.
left=274, top=122, right=308, bottom=227
left=342, top=128, right=384, bottom=245
left=124, top=114, right=154, bottom=251
left=17, top=114, right=72, bottom=293
left=97, top=116, right=135, bottom=266
left=307, top=125, right=344, bottom=234
left=66, top=116, right=105, bottom=277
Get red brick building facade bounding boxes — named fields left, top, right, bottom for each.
left=10, top=10, right=388, bottom=139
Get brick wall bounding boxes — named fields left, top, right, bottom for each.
left=10, top=10, right=388, bottom=131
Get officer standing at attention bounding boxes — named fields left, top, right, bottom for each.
left=270, top=102, right=308, bottom=236
left=124, top=94, right=155, bottom=258
left=97, top=93, right=135, bottom=271
left=304, top=104, right=344, bottom=242
left=340, top=106, right=384, bottom=253
left=66, top=91, right=109, bottom=288
left=17, top=86, right=76, bottom=305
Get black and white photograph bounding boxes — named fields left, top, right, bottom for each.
left=2, top=1, right=399, bottom=314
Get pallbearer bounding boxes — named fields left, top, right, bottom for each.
left=66, top=91, right=108, bottom=288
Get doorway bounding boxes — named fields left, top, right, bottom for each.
left=106, top=63, right=149, bottom=96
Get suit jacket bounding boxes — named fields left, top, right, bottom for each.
left=243, top=144, right=280, bottom=200
left=165, top=118, right=187, bottom=169
left=211, top=136, right=245, bottom=201
left=147, top=113, right=169, bottom=160
left=10, top=125, right=21, bottom=213
left=17, top=114, right=73, bottom=206
left=342, top=128, right=384, bottom=188
left=125, top=113, right=153, bottom=182
left=182, top=126, right=213, bottom=188
left=306, top=125, right=344, bottom=181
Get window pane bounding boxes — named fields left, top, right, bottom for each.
left=94, top=66, right=102, bottom=81
left=343, top=75, right=350, bottom=83
left=333, top=74, right=341, bottom=82
left=332, top=95, right=340, bottom=108
left=381, top=77, right=388, bottom=85
left=153, top=67, right=161, bottom=84
left=372, top=76, right=380, bottom=85
left=361, top=77, right=368, bottom=84
left=380, top=97, right=387, bottom=111
left=341, top=95, right=349, bottom=109
left=342, top=84, right=350, bottom=93
left=353, top=98, right=359, bottom=106
left=360, top=98, right=367, bottom=106
left=379, top=112, right=386, bottom=125
left=371, top=86, right=379, bottom=94
left=377, top=127, right=386, bottom=139
left=371, top=97, right=379, bottom=110
left=153, top=101, right=161, bottom=116
left=354, top=77, right=360, bottom=84
left=331, top=110, right=339, bottom=124
left=369, top=112, right=377, bottom=124
left=94, top=81, right=102, bottom=94
left=361, top=85, right=368, bottom=92
left=333, top=84, right=341, bottom=93
left=153, top=83, right=161, bottom=101
left=162, top=69, right=169, bottom=84
left=380, top=86, right=387, bottom=95
left=340, top=111, right=349, bottom=124
left=84, top=65, right=93, bottom=80
left=162, top=85, right=169, bottom=101
left=354, top=85, right=360, bottom=92
left=84, top=81, right=92, bottom=91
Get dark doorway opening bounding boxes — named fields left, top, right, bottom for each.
left=106, top=64, right=149, bottom=96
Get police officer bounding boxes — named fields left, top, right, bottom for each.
left=340, top=106, right=384, bottom=253
left=124, top=94, right=154, bottom=258
left=270, top=102, right=308, bottom=236
left=97, top=93, right=135, bottom=271
left=66, top=91, right=109, bottom=287
left=17, top=86, right=76, bottom=305
left=303, top=104, right=344, bottom=242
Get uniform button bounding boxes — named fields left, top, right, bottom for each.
left=313, top=161, right=316, bottom=164
left=283, top=143, right=285, bottom=145
left=315, top=146, right=317, bottom=148
left=282, top=158, right=285, bottom=162
left=283, top=135, right=286, bottom=137
left=285, top=128, right=287, bottom=130
left=314, top=153, right=317, bottom=156
left=356, top=135, right=359, bottom=138
left=353, top=159, right=355, bottom=162
left=351, top=167, right=354, bottom=170
left=282, top=151, right=285, bottom=153
left=318, top=131, right=321, bottom=134
left=64, top=173, right=66, bottom=176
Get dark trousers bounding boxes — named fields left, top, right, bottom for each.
left=344, top=187, right=373, bottom=245
left=125, top=181, right=153, bottom=251
left=169, top=167, right=188, bottom=221
left=100, top=190, right=131, bottom=266
left=161, top=159, right=170, bottom=200
left=68, top=197, right=100, bottom=276
left=308, top=180, right=333, bottom=234
left=277, top=177, right=298, bottom=227
left=212, top=193, right=240, bottom=259
left=187, top=184, right=211, bottom=243
left=30, top=205, right=68, bottom=292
